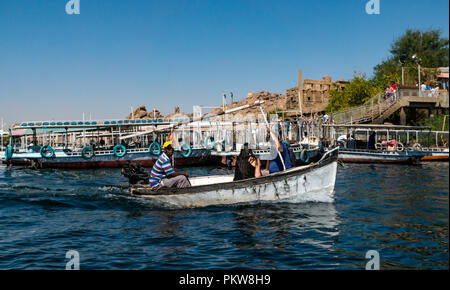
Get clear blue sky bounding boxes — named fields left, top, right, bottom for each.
left=1, top=0, right=448, bottom=126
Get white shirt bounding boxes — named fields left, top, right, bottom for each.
left=337, top=135, right=347, bottom=142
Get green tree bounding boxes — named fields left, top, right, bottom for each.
left=326, top=72, right=382, bottom=112
left=373, top=29, right=449, bottom=85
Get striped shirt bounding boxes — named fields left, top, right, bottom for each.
left=149, top=153, right=175, bottom=186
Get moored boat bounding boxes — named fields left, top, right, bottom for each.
left=2, top=119, right=220, bottom=168
left=420, top=148, right=449, bottom=161
left=4, top=147, right=217, bottom=169
left=322, top=124, right=444, bottom=164
left=127, top=147, right=339, bottom=208
left=338, top=148, right=428, bottom=164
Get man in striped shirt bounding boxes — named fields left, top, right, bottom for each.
left=149, top=141, right=191, bottom=188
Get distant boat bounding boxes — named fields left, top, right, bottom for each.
left=338, top=148, right=429, bottom=164
left=420, top=148, right=449, bottom=161
left=127, top=147, right=339, bottom=208
left=322, top=124, right=447, bottom=164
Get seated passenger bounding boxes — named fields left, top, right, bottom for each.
left=149, top=141, right=191, bottom=189
left=337, top=134, right=348, bottom=148
left=346, top=134, right=356, bottom=149
left=234, top=143, right=262, bottom=181
left=267, top=138, right=292, bottom=174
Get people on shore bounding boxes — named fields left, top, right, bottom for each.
left=383, top=86, right=390, bottom=100
left=149, top=141, right=191, bottom=189
left=420, top=82, right=426, bottom=96
left=233, top=143, right=262, bottom=181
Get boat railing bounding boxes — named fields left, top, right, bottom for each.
left=339, top=147, right=401, bottom=153
left=317, top=147, right=339, bottom=164
left=65, top=147, right=151, bottom=156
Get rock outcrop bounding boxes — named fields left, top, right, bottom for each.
left=206, top=91, right=287, bottom=120
left=126, top=106, right=163, bottom=120
left=164, top=106, right=191, bottom=122
left=126, top=91, right=287, bottom=122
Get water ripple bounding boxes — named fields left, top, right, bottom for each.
left=0, top=163, right=448, bottom=269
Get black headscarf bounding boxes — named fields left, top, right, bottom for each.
left=234, top=143, right=255, bottom=181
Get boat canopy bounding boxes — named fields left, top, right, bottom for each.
left=13, top=119, right=167, bottom=130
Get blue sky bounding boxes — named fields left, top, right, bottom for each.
left=0, top=0, right=448, bottom=126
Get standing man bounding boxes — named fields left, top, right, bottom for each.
left=149, top=141, right=191, bottom=189
left=368, top=131, right=376, bottom=150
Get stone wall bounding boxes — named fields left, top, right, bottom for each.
left=286, top=76, right=347, bottom=115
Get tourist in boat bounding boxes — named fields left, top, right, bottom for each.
left=337, top=133, right=349, bottom=148
left=149, top=141, right=191, bottom=189
left=267, top=138, right=292, bottom=174
left=346, top=134, right=356, bottom=149
left=233, top=143, right=262, bottom=181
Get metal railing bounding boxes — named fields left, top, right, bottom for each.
left=330, top=89, right=449, bottom=124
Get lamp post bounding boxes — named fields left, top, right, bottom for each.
left=222, top=93, right=226, bottom=111
left=398, top=59, right=405, bottom=86
left=412, top=54, right=421, bottom=96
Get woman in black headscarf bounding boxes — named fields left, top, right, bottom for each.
left=234, top=143, right=262, bottom=181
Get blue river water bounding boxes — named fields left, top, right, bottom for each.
left=0, top=162, right=448, bottom=270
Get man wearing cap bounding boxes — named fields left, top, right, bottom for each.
left=149, top=141, right=191, bottom=189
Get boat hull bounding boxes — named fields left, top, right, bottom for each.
left=129, top=148, right=339, bottom=208
left=338, top=149, right=428, bottom=164
left=2, top=149, right=220, bottom=169
left=420, top=150, right=449, bottom=161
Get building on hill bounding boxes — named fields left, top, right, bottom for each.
left=285, top=71, right=348, bottom=117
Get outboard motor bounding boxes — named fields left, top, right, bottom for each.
left=121, top=162, right=149, bottom=185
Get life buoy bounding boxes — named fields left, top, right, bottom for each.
left=40, top=145, right=55, bottom=159
left=81, top=146, right=94, bottom=159
left=113, top=144, right=127, bottom=157
left=149, top=142, right=161, bottom=156
left=412, top=143, right=422, bottom=151
left=181, top=144, right=192, bottom=157
left=395, top=142, right=404, bottom=151
left=204, top=136, right=215, bottom=149
left=375, top=143, right=383, bottom=150
left=300, top=149, right=310, bottom=164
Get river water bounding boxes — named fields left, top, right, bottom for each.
left=0, top=162, right=448, bottom=270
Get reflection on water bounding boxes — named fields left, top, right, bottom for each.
left=0, top=162, right=448, bottom=269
